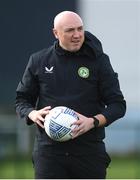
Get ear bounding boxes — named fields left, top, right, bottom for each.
left=53, top=28, right=59, bottom=39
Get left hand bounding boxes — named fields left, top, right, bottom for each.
left=71, top=112, right=94, bottom=139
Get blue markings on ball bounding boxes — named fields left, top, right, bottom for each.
left=49, top=119, right=71, bottom=140
left=63, top=108, right=77, bottom=119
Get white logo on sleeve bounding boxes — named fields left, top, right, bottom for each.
left=45, top=66, right=54, bottom=73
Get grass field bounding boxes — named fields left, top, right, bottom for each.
left=107, top=155, right=140, bottom=179
left=0, top=155, right=140, bottom=179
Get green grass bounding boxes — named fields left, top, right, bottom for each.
left=107, top=155, right=140, bottom=179
left=0, top=157, right=34, bottom=179
left=0, top=155, right=140, bottom=179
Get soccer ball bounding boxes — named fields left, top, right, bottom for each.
left=44, top=106, right=78, bottom=142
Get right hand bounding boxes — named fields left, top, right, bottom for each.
left=28, top=106, right=51, bottom=128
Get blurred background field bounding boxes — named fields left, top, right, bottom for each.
left=0, top=154, right=140, bottom=179
left=0, top=0, right=140, bottom=179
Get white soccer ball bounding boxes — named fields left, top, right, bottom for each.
left=44, top=106, right=78, bottom=142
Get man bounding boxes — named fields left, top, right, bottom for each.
left=15, top=11, right=126, bottom=179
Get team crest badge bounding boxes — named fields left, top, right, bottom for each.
left=78, top=67, right=89, bottom=78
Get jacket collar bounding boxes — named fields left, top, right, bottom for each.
left=84, top=31, right=103, bottom=57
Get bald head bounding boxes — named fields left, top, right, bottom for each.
left=53, top=11, right=83, bottom=29
left=53, top=11, right=84, bottom=52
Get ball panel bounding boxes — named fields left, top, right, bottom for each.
left=49, top=119, right=71, bottom=141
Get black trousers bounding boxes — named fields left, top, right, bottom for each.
left=32, top=149, right=111, bottom=179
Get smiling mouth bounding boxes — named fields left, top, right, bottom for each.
left=72, top=41, right=80, bottom=44
left=72, top=40, right=80, bottom=42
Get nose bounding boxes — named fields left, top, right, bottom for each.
left=73, top=30, right=81, bottom=38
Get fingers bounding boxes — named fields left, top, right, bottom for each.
left=71, top=122, right=84, bottom=138
left=42, top=106, right=51, bottom=111
left=36, top=106, right=51, bottom=128
left=33, top=113, right=45, bottom=129
left=28, top=106, right=51, bottom=129
left=71, top=112, right=93, bottom=139
left=40, top=106, right=51, bottom=116
left=39, top=109, right=50, bottom=118
left=36, top=114, right=45, bottom=122
left=71, top=118, right=83, bottom=138
left=36, top=119, right=45, bottom=129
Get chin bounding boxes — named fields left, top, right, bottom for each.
left=69, top=49, right=79, bottom=52
left=71, top=46, right=81, bottom=52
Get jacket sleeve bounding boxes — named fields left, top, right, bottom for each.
left=97, top=54, right=126, bottom=126
left=15, top=55, right=39, bottom=125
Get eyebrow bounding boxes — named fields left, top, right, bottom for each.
left=64, top=26, right=83, bottom=31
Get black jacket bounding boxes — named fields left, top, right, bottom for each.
left=15, top=31, right=126, bottom=153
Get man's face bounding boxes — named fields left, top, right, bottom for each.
left=53, top=16, right=85, bottom=52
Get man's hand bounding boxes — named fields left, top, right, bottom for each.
left=28, top=106, right=51, bottom=128
left=71, top=112, right=94, bottom=139
left=71, top=112, right=107, bottom=139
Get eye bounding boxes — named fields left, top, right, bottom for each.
left=65, top=28, right=74, bottom=33
left=78, top=26, right=83, bottom=32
